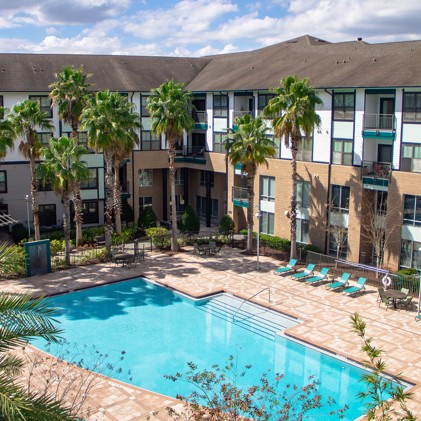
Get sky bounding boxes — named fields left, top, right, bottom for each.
left=1, top=0, right=421, bottom=57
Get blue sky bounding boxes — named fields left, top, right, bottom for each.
left=1, top=0, right=421, bottom=56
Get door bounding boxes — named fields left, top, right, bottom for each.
left=380, top=98, right=395, bottom=129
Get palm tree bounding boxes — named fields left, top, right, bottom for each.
left=226, top=114, right=275, bottom=254
left=7, top=100, right=55, bottom=241
left=81, top=91, right=140, bottom=251
left=0, top=292, right=77, bottom=420
left=147, top=80, right=194, bottom=252
left=38, top=136, right=89, bottom=266
left=0, top=107, right=15, bottom=158
left=263, top=75, right=322, bottom=260
left=49, top=65, right=92, bottom=247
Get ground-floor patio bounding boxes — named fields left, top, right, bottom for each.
left=2, top=247, right=421, bottom=420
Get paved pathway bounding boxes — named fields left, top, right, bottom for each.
left=2, top=247, right=421, bottom=420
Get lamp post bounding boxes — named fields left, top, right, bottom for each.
left=25, top=195, right=30, bottom=238
left=255, top=209, right=261, bottom=270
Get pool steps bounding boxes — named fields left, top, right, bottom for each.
left=196, top=294, right=300, bottom=340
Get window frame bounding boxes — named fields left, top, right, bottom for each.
left=260, top=211, right=274, bottom=235
left=401, top=143, right=421, bottom=173
left=333, top=93, right=355, bottom=121
left=200, top=171, right=214, bottom=188
left=213, top=132, right=226, bottom=153
left=260, top=176, right=275, bottom=202
left=82, top=201, right=99, bottom=224
left=296, top=180, right=310, bottom=209
left=258, top=93, right=275, bottom=114
left=38, top=204, right=56, bottom=227
left=141, top=130, right=161, bottom=151
left=403, top=92, right=421, bottom=123
left=0, top=171, right=7, bottom=193
left=138, top=169, right=153, bottom=187
left=80, top=168, right=98, bottom=189
left=29, top=95, right=53, bottom=118
left=403, top=194, right=421, bottom=226
left=213, top=95, right=228, bottom=118
left=331, top=185, right=350, bottom=212
left=296, top=136, right=313, bottom=162
left=332, top=139, right=353, bottom=166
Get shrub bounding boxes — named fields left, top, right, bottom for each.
left=0, top=243, right=26, bottom=276
left=218, top=214, right=235, bottom=235
left=122, top=198, right=134, bottom=224
left=146, top=227, right=171, bottom=249
left=396, top=268, right=418, bottom=276
left=50, top=239, right=64, bottom=256
left=179, top=204, right=200, bottom=234
left=138, top=206, right=157, bottom=230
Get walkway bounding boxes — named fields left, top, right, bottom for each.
left=2, top=247, right=421, bottom=420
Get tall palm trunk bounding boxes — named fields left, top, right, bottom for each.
left=71, top=120, right=83, bottom=247
left=113, top=160, right=122, bottom=234
left=62, top=189, right=71, bottom=267
left=104, top=152, right=114, bottom=253
left=168, top=139, right=178, bottom=252
left=29, top=156, right=40, bottom=241
left=290, top=139, right=298, bottom=260
left=246, top=172, right=255, bottom=254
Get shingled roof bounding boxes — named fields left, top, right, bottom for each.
left=1, top=35, right=421, bottom=93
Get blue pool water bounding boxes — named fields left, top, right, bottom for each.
left=33, top=278, right=374, bottom=420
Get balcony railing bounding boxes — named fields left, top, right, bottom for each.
left=232, top=186, right=248, bottom=207
left=192, top=111, right=207, bottom=123
left=363, top=114, right=396, bottom=131
left=361, top=161, right=392, bottom=180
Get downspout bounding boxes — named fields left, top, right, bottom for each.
left=324, top=88, right=333, bottom=255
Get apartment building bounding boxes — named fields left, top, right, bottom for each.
left=1, top=35, right=421, bottom=271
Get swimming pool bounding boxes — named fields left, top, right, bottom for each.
left=33, top=277, right=376, bottom=420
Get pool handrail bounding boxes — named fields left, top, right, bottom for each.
left=232, top=287, right=271, bottom=322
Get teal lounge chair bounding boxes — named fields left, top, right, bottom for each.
left=326, top=272, right=350, bottom=290
left=306, top=267, right=329, bottom=285
left=274, top=259, right=297, bottom=275
left=291, top=264, right=316, bottom=280
left=343, top=277, right=367, bottom=296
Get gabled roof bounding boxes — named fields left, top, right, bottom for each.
left=1, top=35, right=421, bottom=93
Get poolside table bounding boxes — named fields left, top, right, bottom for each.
left=383, top=289, right=407, bottom=309
left=114, top=252, right=135, bottom=267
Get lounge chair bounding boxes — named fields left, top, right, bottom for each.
left=416, top=314, right=421, bottom=322
left=306, top=267, right=329, bottom=285
left=291, top=263, right=316, bottom=280
left=326, top=272, right=350, bottom=290
left=273, top=259, right=297, bottom=275
left=343, top=277, right=367, bottom=296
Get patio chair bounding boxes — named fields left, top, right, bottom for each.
left=326, top=272, right=351, bottom=290
left=306, top=267, right=329, bottom=285
left=273, top=259, right=297, bottom=275
left=194, top=243, right=205, bottom=257
left=343, top=277, right=367, bottom=296
left=397, top=295, right=413, bottom=311
left=378, top=288, right=393, bottom=310
left=291, top=263, right=316, bottom=280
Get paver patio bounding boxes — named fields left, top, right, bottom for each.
left=2, top=246, right=421, bottom=420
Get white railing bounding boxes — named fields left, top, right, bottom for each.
left=363, top=114, right=395, bottom=131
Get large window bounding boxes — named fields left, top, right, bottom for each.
left=200, top=171, right=214, bottom=188
left=62, top=131, right=88, bottom=146
left=403, top=92, right=421, bottom=122
left=196, top=196, right=218, bottom=221
left=175, top=169, right=184, bottom=186
left=141, top=131, right=160, bottom=151
left=260, top=176, right=275, bottom=202
left=38, top=132, right=53, bottom=146
left=297, top=219, right=309, bottom=244
left=331, top=185, right=350, bottom=211
left=0, top=171, right=6, bottom=193
left=328, top=227, right=348, bottom=258
left=296, top=137, right=312, bottom=161
left=29, top=95, right=52, bottom=118
left=82, top=201, right=99, bottom=224
left=332, top=139, right=353, bottom=165
left=39, top=204, right=56, bottom=226
left=258, top=93, right=274, bottom=114
left=296, top=180, right=310, bottom=208
left=213, top=95, right=228, bottom=117
left=401, top=143, right=421, bottom=173
left=80, top=168, right=98, bottom=189
left=403, top=195, right=421, bottom=226
left=213, top=132, right=226, bottom=153
left=138, top=169, right=153, bottom=187
left=260, top=211, right=274, bottom=235
left=333, top=93, right=354, bottom=121
left=141, top=96, right=149, bottom=117
left=400, top=240, right=421, bottom=270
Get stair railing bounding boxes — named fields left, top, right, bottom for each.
left=232, top=287, right=271, bottom=322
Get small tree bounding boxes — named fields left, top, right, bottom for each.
left=121, top=197, right=134, bottom=226
left=219, top=214, right=235, bottom=236
left=351, top=313, right=416, bottom=420
left=138, top=206, right=157, bottom=230
left=179, top=204, right=200, bottom=234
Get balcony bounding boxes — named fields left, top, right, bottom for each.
left=174, top=146, right=206, bottom=164
left=232, top=110, right=253, bottom=129
left=361, top=161, right=392, bottom=190
left=232, top=186, right=248, bottom=208
left=192, top=111, right=207, bottom=130
left=363, top=114, right=396, bottom=139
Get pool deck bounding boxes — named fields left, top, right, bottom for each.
left=2, top=247, right=421, bottom=420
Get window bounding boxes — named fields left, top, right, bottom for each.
left=328, top=227, right=348, bottom=258
left=175, top=169, right=184, bottom=186
left=82, top=201, right=99, bottom=224
left=400, top=240, right=421, bottom=270
left=260, top=211, right=274, bottom=235
left=38, top=132, right=53, bottom=146
left=200, top=171, right=214, bottom=187
left=260, top=176, right=275, bottom=202
left=403, top=93, right=421, bottom=122
left=138, top=169, right=153, bottom=187
left=141, top=96, right=149, bottom=117
left=62, top=132, right=88, bottom=145
left=376, top=191, right=388, bottom=215
left=80, top=168, right=98, bottom=189
left=296, top=180, right=310, bottom=208
left=401, top=143, right=421, bottom=172
left=37, top=178, right=53, bottom=191
left=403, top=195, right=421, bottom=226
left=297, top=219, right=309, bottom=243
left=332, top=139, right=353, bottom=165
left=213, top=95, right=228, bottom=117
left=271, top=136, right=280, bottom=158
left=296, top=137, right=312, bottom=161
left=258, top=93, right=275, bottom=114
left=139, top=196, right=152, bottom=213
left=196, top=196, right=218, bottom=220
left=38, top=204, right=56, bottom=226
left=170, top=195, right=185, bottom=216
left=0, top=171, right=6, bottom=193
left=141, top=131, right=160, bottom=151
left=29, top=95, right=52, bottom=118
left=213, top=132, right=226, bottom=153
left=333, top=93, right=354, bottom=121
left=331, top=185, right=350, bottom=211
